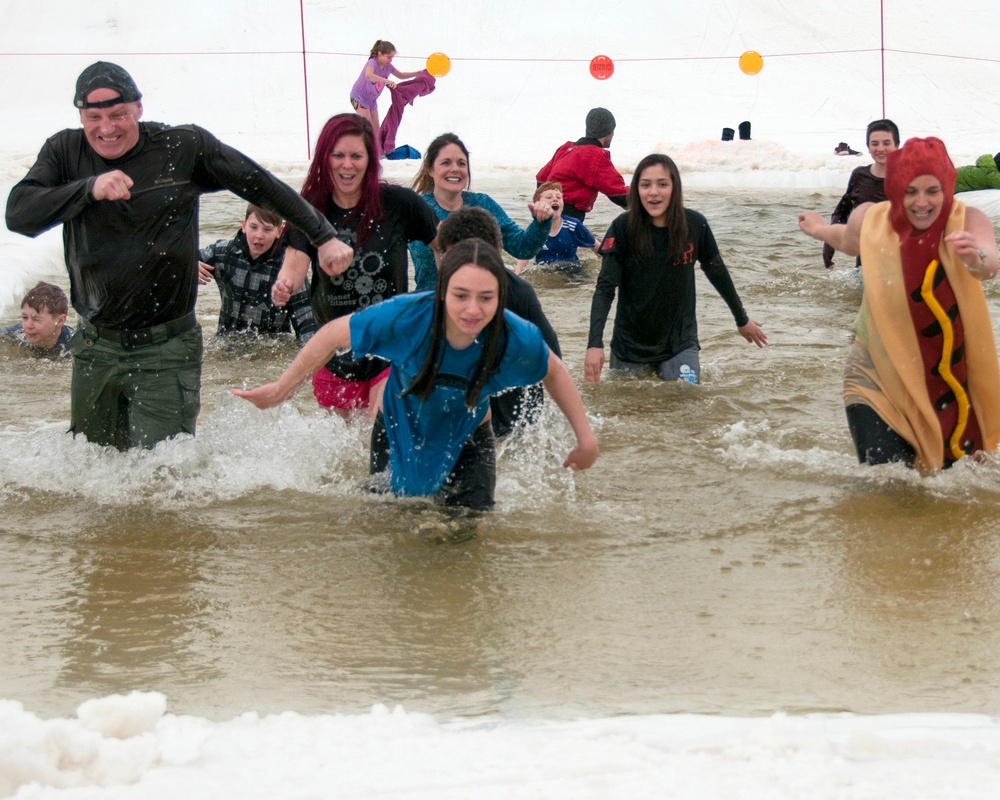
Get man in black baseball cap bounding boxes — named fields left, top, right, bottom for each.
left=6, top=62, right=352, bottom=451
left=71, top=62, right=146, bottom=161
left=74, top=61, right=142, bottom=108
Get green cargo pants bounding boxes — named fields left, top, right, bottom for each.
left=69, top=321, right=203, bottom=451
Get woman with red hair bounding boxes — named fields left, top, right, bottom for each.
left=799, top=137, right=1000, bottom=472
left=272, top=113, right=438, bottom=417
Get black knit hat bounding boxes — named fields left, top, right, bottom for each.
left=74, top=62, right=142, bottom=109
left=585, top=107, right=616, bottom=139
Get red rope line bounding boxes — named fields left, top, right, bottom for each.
left=888, top=48, right=1000, bottom=63
left=307, top=48, right=881, bottom=62
left=2, top=48, right=999, bottom=64
left=0, top=51, right=306, bottom=56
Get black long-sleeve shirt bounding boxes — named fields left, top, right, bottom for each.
left=6, top=122, right=335, bottom=330
left=588, top=210, right=748, bottom=362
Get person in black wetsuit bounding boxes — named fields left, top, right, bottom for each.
left=585, top=153, right=767, bottom=385
left=5, top=61, right=350, bottom=450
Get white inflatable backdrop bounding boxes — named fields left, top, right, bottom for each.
left=1, top=0, right=998, bottom=168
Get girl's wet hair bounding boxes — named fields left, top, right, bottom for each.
left=626, top=153, right=688, bottom=264
left=412, top=133, right=471, bottom=195
left=301, top=113, right=383, bottom=247
left=22, top=281, right=69, bottom=317
left=403, top=238, right=508, bottom=408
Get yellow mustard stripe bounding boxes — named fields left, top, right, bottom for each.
left=920, top=259, right=970, bottom=460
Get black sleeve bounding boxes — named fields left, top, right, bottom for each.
left=701, top=254, right=749, bottom=327
left=193, top=127, right=335, bottom=248
left=519, top=291, right=561, bottom=359
left=5, top=135, right=96, bottom=238
left=829, top=171, right=860, bottom=226
left=821, top=242, right=836, bottom=268
left=609, top=194, right=628, bottom=209
left=532, top=313, right=561, bottom=359
left=285, top=223, right=314, bottom=258
left=399, top=186, right=438, bottom=245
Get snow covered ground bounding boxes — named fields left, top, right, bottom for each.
left=3, top=691, right=1000, bottom=799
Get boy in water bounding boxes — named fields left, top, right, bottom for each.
left=1, top=281, right=73, bottom=355
left=199, top=204, right=317, bottom=345
left=515, top=182, right=598, bottom=274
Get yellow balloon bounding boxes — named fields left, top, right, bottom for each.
left=426, top=52, right=451, bottom=78
left=739, top=50, right=763, bottom=76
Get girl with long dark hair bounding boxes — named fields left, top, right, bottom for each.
left=585, top=153, right=767, bottom=384
left=238, top=239, right=598, bottom=510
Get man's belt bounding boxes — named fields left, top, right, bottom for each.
left=82, top=311, right=198, bottom=350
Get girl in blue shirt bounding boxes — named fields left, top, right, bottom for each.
left=235, top=239, right=598, bottom=510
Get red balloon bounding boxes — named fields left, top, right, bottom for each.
left=589, top=55, right=614, bottom=80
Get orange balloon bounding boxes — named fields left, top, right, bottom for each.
left=739, top=50, right=763, bottom=76
left=426, top=52, right=451, bottom=78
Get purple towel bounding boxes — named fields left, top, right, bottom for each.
left=380, top=70, right=436, bottom=155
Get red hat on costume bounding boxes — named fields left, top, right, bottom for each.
left=884, top=137, right=956, bottom=235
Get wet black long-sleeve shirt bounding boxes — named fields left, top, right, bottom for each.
left=588, top=210, right=749, bottom=362
left=6, top=122, right=335, bottom=330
